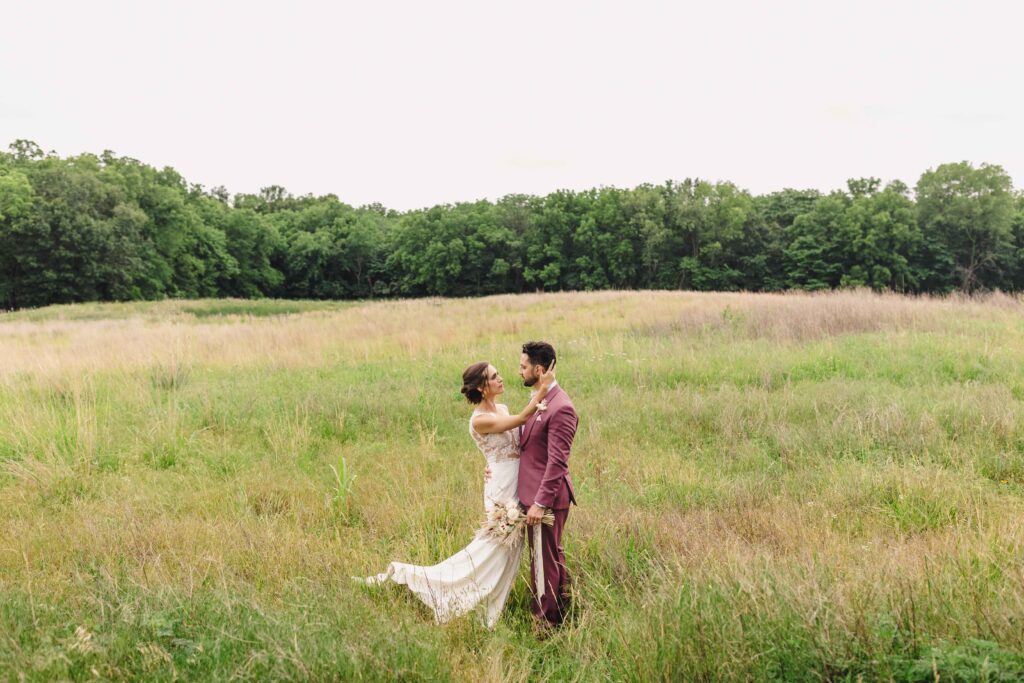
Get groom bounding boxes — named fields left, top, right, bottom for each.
left=517, top=340, right=577, bottom=629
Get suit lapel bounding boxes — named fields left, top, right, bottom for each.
left=521, top=385, right=561, bottom=448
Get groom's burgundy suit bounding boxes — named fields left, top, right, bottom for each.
left=517, top=384, right=577, bottom=627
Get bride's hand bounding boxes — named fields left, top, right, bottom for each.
left=535, top=359, right=557, bottom=399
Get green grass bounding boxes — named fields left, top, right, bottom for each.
left=1, top=291, right=1023, bottom=681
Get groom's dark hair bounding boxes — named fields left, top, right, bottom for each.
left=522, top=341, right=556, bottom=370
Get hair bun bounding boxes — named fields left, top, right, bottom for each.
left=461, top=384, right=484, bottom=404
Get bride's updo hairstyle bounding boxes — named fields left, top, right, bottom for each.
left=461, top=361, right=489, bottom=404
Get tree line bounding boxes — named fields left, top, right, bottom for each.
left=1, top=139, right=1022, bottom=310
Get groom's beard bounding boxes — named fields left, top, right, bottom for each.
left=523, top=375, right=538, bottom=388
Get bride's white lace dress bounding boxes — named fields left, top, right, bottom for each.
left=362, top=405, right=523, bottom=628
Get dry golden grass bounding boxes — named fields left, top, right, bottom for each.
left=2, top=289, right=1016, bottom=382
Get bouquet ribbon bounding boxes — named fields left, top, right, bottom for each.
left=533, top=523, right=544, bottom=599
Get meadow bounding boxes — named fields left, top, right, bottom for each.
left=1, top=290, right=1024, bottom=682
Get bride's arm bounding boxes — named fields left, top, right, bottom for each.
left=472, top=365, right=556, bottom=435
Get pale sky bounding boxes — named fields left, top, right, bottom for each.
left=2, top=0, right=1021, bottom=210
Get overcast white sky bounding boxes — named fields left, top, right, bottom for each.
left=2, top=0, right=1021, bottom=210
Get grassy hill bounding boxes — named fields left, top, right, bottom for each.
left=2, top=290, right=1023, bottom=681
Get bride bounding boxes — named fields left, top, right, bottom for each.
left=359, top=360, right=555, bottom=627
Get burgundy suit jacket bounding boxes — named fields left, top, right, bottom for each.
left=517, top=385, right=578, bottom=510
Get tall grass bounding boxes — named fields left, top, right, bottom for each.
left=1, top=290, right=1023, bottom=681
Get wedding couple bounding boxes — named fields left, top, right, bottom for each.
left=361, top=341, right=578, bottom=631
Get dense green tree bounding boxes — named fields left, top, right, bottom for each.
left=387, top=206, right=465, bottom=296
left=198, top=199, right=283, bottom=297
left=491, top=194, right=536, bottom=292
left=737, top=189, right=820, bottom=291
left=343, top=211, right=391, bottom=297
left=569, top=188, right=639, bottom=290
left=784, top=192, right=849, bottom=290
left=916, top=162, right=1015, bottom=293
left=9, top=155, right=159, bottom=306
left=1010, top=193, right=1024, bottom=290
left=676, top=181, right=752, bottom=291
left=640, top=180, right=752, bottom=291
left=0, top=165, right=36, bottom=309
left=839, top=180, right=924, bottom=291
left=523, top=191, right=585, bottom=291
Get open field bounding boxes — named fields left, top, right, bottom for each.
left=2, top=290, right=1024, bottom=681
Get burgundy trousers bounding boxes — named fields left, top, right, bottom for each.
left=527, top=507, right=571, bottom=626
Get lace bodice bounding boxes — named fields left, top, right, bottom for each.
left=469, top=405, right=520, bottom=465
